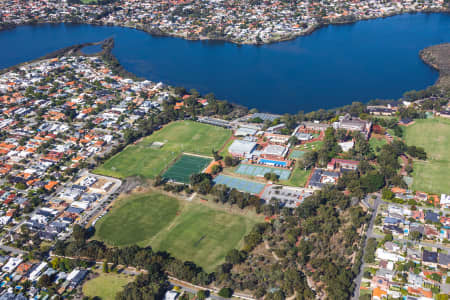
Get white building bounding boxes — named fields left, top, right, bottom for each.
left=2, top=257, right=23, bottom=273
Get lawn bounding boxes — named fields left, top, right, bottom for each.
left=82, top=272, right=134, bottom=300
left=95, top=192, right=180, bottom=246
left=95, top=191, right=259, bottom=272
left=281, top=167, right=310, bottom=187
left=94, top=121, right=231, bottom=179
left=404, top=117, right=450, bottom=194
left=369, top=136, right=387, bottom=153
left=151, top=204, right=258, bottom=272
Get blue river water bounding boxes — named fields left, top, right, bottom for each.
left=1, top=13, right=449, bottom=113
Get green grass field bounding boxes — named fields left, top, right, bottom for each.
left=82, top=272, right=133, bottom=300
left=404, top=117, right=450, bottom=194
left=94, top=121, right=231, bottom=179
left=95, top=193, right=180, bottom=246
left=95, top=192, right=259, bottom=272
left=281, top=166, right=310, bottom=187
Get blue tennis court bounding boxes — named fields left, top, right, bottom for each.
left=213, top=175, right=266, bottom=194
left=235, top=164, right=291, bottom=180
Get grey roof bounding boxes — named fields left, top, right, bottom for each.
left=228, top=140, right=257, bottom=155
left=251, top=113, right=281, bottom=122
left=66, top=206, right=84, bottom=214
left=295, top=133, right=312, bottom=140
left=422, top=250, right=438, bottom=263
left=309, top=169, right=339, bottom=188
left=425, top=211, right=439, bottom=223
left=438, top=253, right=450, bottom=266
left=375, top=268, right=395, bottom=278
left=409, top=223, right=424, bottom=234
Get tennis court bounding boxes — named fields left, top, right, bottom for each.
left=235, top=164, right=291, bottom=180
left=289, top=150, right=306, bottom=159
left=213, top=175, right=266, bottom=194
left=163, top=155, right=212, bottom=184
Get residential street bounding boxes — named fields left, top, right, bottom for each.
left=351, top=195, right=381, bottom=300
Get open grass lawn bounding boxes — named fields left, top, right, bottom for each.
left=281, top=167, right=310, bottom=187
left=300, top=140, right=323, bottom=151
left=369, top=136, right=387, bottom=153
left=404, top=117, right=450, bottom=194
left=151, top=204, right=258, bottom=272
left=82, top=272, right=134, bottom=300
left=94, top=121, right=231, bottom=179
left=95, top=193, right=180, bottom=246
left=95, top=191, right=259, bottom=272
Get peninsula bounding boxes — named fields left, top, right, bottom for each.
left=420, top=43, right=450, bottom=89
left=0, top=36, right=449, bottom=300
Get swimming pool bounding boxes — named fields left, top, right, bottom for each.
left=259, top=159, right=287, bottom=167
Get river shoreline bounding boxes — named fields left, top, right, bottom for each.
left=1, top=9, right=449, bottom=46
left=420, top=43, right=450, bottom=89
left=1, top=13, right=448, bottom=113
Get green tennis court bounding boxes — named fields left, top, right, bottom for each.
left=163, top=155, right=212, bottom=184
left=289, top=150, right=306, bottom=159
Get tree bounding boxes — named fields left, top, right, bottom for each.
left=38, top=274, right=52, bottom=288
left=361, top=171, right=384, bottom=193
left=410, top=231, right=422, bottom=241
left=212, top=149, right=222, bottom=161
left=154, top=175, right=165, bottom=187
left=103, top=261, right=109, bottom=273
left=363, top=238, right=377, bottom=263
left=218, top=288, right=233, bottom=298
left=302, top=151, right=317, bottom=170
left=15, top=182, right=27, bottom=190
left=382, top=233, right=393, bottom=244
left=224, top=156, right=233, bottom=167
left=210, top=164, right=222, bottom=175
left=73, top=224, right=87, bottom=242
left=197, top=290, right=208, bottom=300
left=382, top=188, right=394, bottom=200
left=288, top=136, right=298, bottom=145
left=225, top=249, right=246, bottom=264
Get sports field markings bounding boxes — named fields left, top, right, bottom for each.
left=214, top=174, right=266, bottom=194
left=163, top=154, right=212, bottom=184
left=235, top=164, right=291, bottom=180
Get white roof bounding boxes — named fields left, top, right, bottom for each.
left=164, top=291, right=179, bottom=300
left=263, top=144, right=286, bottom=157
left=229, top=140, right=256, bottom=155
left=235, top=127, right=257, bottom=136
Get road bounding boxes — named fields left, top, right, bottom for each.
left=168, top=276, right=255, bottom=300
left=76, top=171, right=122, bottom=227
left=368, top=232, right=450, bottom=254
left=351, top=194, right=381, bottom=300
left=51, top=254, right=254, bottom=300
left=0, top=170, right=121, bottom=254
left=383, top=200, right=449, bottom=215
left=352, top=194, right=450, bottom=300
left=0, top=244, right=27, bottom=255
